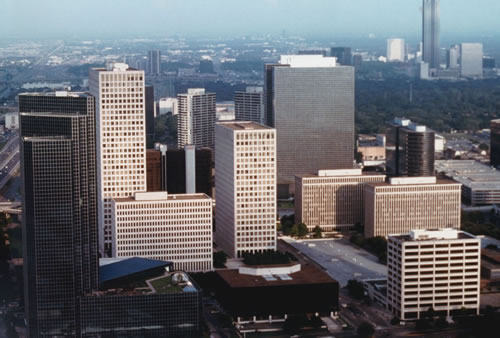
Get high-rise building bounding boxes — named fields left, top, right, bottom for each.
left=177, top=88, right=217, bottom=150
left=146, top=149, right=162, bottom=191
left=353, top=54, right=363, bottom=68
left=298, top=49, right=328, bottom=56
left=387, top=39, right=406, bottom=62
left=364, top=177, right=461, bottom=238
left=422, top=0, right=440, bottom=70
left=215, top=122, right=277, bottom=258
left=491, top=119, right=500, bottom=168
left=387, top=229, right=480, bottom=321
left=265, top=55, right=354, bottom=195
left=447, top=45, right=460, bottom=69
left=295, top=169, right=386, bottom=232
left=145, top=84, right=155, bottom=148
left=234, top=87, right=264, bottom=124
left=147, top=50, right=161, bottom=76
left=331, top=47, right=352, bottom=65
left=460, top=43, right=484, bottom=78
left=112, top=192, right=213, bottom=272
left=483, top=56, right=496, bottom=69
left=19, top=91, right=98, bottom=336
left=386, top=118, right=435, bottom=177
left=89, top=63, right=147, bottom=256
left=199, top=58, right=214, bottom=74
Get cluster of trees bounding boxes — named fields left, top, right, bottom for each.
left=154, top=114, right=178, bottom=147
left=356, top=76, right=500, bottom=134
left=213, top=251, right=228, bottom=269
left=462, top=211, right=500, bottom=240
left=350, top=233, right=388, bottom=263
left=242, top=250, right=296, bottom=266
left=346, top=279, right=365, bottom=300
left=279, top=215, right=308, bottom=238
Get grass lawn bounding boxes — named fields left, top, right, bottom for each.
left=150, top=275, right=182, bottom=294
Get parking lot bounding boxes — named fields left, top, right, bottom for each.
left=283, top=238, right=387, bottom=286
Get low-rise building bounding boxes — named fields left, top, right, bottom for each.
left=387, top=229, right=481, bottom=321
left=295, top=169, right=386, bottom=232
left=111, top=192, right=213, bottom=272
left=363, top=279, right=387, bottom=307
left=364, top=177, right=461, bottom=238
left=481, top=248, right=500, bottom=280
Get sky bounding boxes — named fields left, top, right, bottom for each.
left=1, top=0, right=499, bottom=40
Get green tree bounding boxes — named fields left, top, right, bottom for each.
left=213, top=251, right=228, bottom=268
left=479, top=143, right=489, bottom=151
left=346, top=279, right=365, bottom=300
left=313, top=226, right=322, bottom=238
left=355, top=151, right=364, bottom=163
left=297, top=223, right=308, bottom=238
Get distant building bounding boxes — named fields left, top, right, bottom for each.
left=215, top=122, right=276, bottom=258
left=158, top=97, right=178, bottom=115
left=364, top=177, right=462, bottom=238
left=422, top=0, right=440, bottom=70
left=145, top=84, right=155, bottom=148
left=358, top=145, right=386, bottom=167
left=460, top=43, right=483, bottom=78
left=234, top=87, right=264, bottom=124
left=447, top=45, right=460, bottom=69
left=213, top=264, right=339, bottom=326
left=435, top=160, right=500, bottom=206
left=491, top=119, right=500, bottom=168
left=387, top=39, right=405, bottom=62
left=387, top=229, right=480, bottom=321
left=298, top=49, right=327, bottom=56
left=331, top=47, right=352, bottom=65
left=481, top=248, right=500, bottom=280
left=200, top=59, right=214, bottom=74
left=147, top=50, right=161, bottom=76
left=419, top=62, right=430, bottom=80
left=112, top=192, right=213, bottom=272
left=435, top=134, right=446, bottom=153
left=5, top=112, right=19, bottom=129
left=353, top=54, right=363, bottom=68
left=483, top=56, right=496, bottom=69
left=386, top=118, right=435, bottom=177
left=177, top=88, right=216, bottom=150
left=295, top=169, right=386, bottom=232
left=265, top=55, right=354, bottom=195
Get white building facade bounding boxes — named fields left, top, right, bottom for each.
left=89, top=63, right=147, bottom=255
left=112, top=192, right=213, bottom=272
left=387, top=229, right=481, bottom=321
left=215, top=122, right=277, bottom=258
left=460, top=43, right=483, bottom=78
left=387, top=39, right=406, bottom=62
left=234, top=87, right=265, bottom=124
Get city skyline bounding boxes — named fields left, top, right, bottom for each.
left=1, top=0, right=500, bottom=39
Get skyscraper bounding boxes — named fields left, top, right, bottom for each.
left=147, top=50, right=161, bottom=76
left=234, top=87, right=264, bottom=124
left=330, top=47, right=352, bottom=65
left=490, top=119, right=500, bottom=168
left=215, top=122, right=277, bottom=258
left=386, top=39, right=406, bottom=62
left=89, top=63, right=147, bottom=256
left=386, top=118, right=435, bottom=177
left=265, top=55, right=354, bottom=195
left=460, top=43, right=484, bottom=78
left=447, top=45, right=460, bottom=69
left=422, top=0, right=440, bottom=69
left=19, top=91, right=98, bottom=336
left=145, top=84, right=155, bottom=148
left=177, top=88, right=217, bottom=150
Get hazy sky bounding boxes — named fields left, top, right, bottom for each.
left=1, top=0, right=499, bottom=40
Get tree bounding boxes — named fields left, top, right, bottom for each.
left=346, top=279, right=365, bottom=300
left=213, top=251, right=228, bottom=268
left=313, top=226, right=322, bottom=238
left=357, top=322, right=375, bottom=337
left=297, top=223, right=308, bottom=238
left=355, top=151, right=364, bottom=163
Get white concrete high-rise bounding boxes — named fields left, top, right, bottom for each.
left=177, top=88, right=216, bottom=150
left=387, top=229, right=480, bottom=321
left=234, top=87, right=265, bottom=124
left=387, top=39, right=406, bottom=62
left=215, top=121, right=277, bottom=258
left=460, top=43, right=483, bottom=78
left=89, top=63, right=147, bottom=255
left=447, top=45, right=460, bottom=69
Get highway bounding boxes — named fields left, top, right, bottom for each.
left=0, top=131, right=20, bottom=201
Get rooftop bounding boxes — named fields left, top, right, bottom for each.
left=92, top=63, right=139, bottom=72
left=390, top=229, right=477, bottom=242
left=279, top=55, right=337, bottom=68
left=216, top=264, right=337, bottom=288
left=99, top=257, right=171, bottom=285
left=367, top=178, right=458, bottom=187
left=19, top=91, right=90, bottom=98
left=297, top=169, right=385, bottom=179
left=113, top=192, right=211, bottom=203
left=389, top=117, right=430, bottom=133
left=217, top=121, right=273, bottom=131
left=435, top=160, right=500, bottom=191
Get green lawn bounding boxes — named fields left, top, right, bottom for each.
left=150, top=275, right=182, bottom=294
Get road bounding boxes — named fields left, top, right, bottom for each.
left=0, top=131, right=20, bottom=201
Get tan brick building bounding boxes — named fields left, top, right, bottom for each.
left=295, top=169, right=386, bottom=232
left=364, top=177, right=461, bottom=238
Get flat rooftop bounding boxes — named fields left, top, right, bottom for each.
left=279, top=55, right=337, bottom=68
left=391, top=230, right=476, bottom=242
left=367, top=178, right=458, bottom=187
left=19, top=91, right=91, bottom=98
left=217, top=264, right=337, bottom=288
left=435, top=160, right=500, bottom=191
left=217, top=121, right=272, bottom=131
left=114, top=193, right=211, bottom=203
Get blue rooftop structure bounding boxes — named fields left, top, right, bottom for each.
left=99, top=257, right=172, bottom=288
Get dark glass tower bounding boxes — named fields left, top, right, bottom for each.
left=386, top=118, right=435, bottom=177
left=19, top=92, right=98, bottom=337
left=330, top=47, right=352, bottom=66
left=423, top=0, right=440, bottom=69
left=265, top=56, right=355, bottom=195
left=145, top=84, right=155, bottom=149
left=490, top=119, right=500, bottom=168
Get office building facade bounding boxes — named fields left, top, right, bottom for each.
left=447, top=45, right=460, bottom=69
left=89, top=63, right=147, bottom=255
left=147, top=50, right=161, bottom=76
left=265, top=55, right=354, bottom=195
left=215, top=122, right=277, bottom=258
left=386, top=118, right=435, bottom=177
left=295, top=169, right=386, bottom=232
left=422, top=0, right=440, bottom=70
left=19, top=92, right=98, bottom=336
left=146, top=149, right=162, bottom=191
left=145, top=84, right=155, bottom=148
left=234, top=87, right=265, bottom=124
left=387, top=39, right=406, bottom=62
left=364, top=177, right=461, bottom=238
left=112, top=192, right=213, bottom=272
left=331, top=47, right=352, bottom=65
left=387, top=229, right=480, bottom=321
left=177, top=88, right=217, bottom=150
left=460, top=43, right=483, bottom=78
left=491, top=120, right=500, bottom=168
